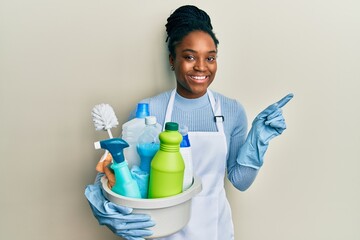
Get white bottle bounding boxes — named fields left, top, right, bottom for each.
left=122, top=103, right=149, bottom=168
left=179, top=125, right=194, bottom=191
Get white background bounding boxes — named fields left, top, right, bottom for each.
left=1, top=0, right=359, bottom=239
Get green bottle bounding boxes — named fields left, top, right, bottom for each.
left=148, top=122, right=185, bottom=198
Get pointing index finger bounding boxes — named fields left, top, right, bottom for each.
left=276, top=93, right=294, bottom=108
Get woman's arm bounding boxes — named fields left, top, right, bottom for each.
left=226, top=100, right=259, bottom=191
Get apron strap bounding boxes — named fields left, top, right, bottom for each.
left=207, top=90, right=224, bottom=133
left=163, top=90, right=176, bottom=130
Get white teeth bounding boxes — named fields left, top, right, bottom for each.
left=191, top=76, right=206, bottom=80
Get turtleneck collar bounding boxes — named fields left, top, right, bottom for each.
left=174, top=91, right=210, bottom=110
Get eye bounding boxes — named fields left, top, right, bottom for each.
left=207, top=56, right=217, bottom=62
left=185, top=55, right=195, bottom=61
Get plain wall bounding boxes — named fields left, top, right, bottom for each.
left=1, top=0, right=359, bottom=239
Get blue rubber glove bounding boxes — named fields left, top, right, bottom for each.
left=84, top=174, right=155, bottom=240
left=237, top=93, right=294, bottom=169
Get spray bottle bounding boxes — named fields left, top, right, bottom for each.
left=94, top=138, right=141, bottom=198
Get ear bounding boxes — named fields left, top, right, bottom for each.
left=169, top=54, right=174, bottom=66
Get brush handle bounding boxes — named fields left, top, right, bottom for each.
left=107, top=129, right=113, bottom=138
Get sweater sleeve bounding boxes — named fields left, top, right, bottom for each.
left=225, top=99, right=259, bottom=191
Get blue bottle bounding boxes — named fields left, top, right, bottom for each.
left=94, top=138, right=141, bottom=198
left=179, top=125, right=194, bottom=191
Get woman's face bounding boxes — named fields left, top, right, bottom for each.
left=170, top=31, right=217, bottom=99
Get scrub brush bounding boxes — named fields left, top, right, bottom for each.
left=92, top=103, right=119, bottom=162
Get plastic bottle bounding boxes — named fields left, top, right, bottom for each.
left=122, top=103, right=149, bottom=168
left=148, top=122, right=185, bottom=198
left=130, top=116, right=161, bottom=198
left=179, top=125, right=194, bottom=191
left=94, top=138, right=141, bottom=198
left=137, top=116, right=162, bottom=173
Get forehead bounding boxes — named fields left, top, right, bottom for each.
left=176, top=31, right=217, bottom=53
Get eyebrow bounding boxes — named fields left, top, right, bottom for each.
left=182, top=49, right=217, bottom=54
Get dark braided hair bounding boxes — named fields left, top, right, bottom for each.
left=165, top=5, right=219, bottom=57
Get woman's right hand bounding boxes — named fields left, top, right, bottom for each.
left=84, top=174, right=155, bottom=240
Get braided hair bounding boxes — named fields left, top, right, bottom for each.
left=165, top=5, right=219, bottom=57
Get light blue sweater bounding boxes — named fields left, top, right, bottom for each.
left=129, top=90, right=259, bottom=191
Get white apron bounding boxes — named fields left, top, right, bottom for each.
left=158, top=90, right=234, bottom=240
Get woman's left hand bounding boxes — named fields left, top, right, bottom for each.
left=237, top=93, right=293, bottom=169
left=252, top=93, right=294, bottom=144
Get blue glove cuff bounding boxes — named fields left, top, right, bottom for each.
left=236, top=128, right=268, bottom=170
left=94, top=172, right=105, bottom=186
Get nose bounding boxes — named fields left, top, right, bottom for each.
left=194, top=60, right=206, bottom=71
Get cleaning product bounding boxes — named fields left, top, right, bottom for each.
left=122, top=103, right=149, bottom=168
left=94, top=138, right=141, bottom=198
left=91, top=103, right=119, bottom=162
left=137, top=116, right=162, bottom=173
left=148, top=122, right=185, bottom=198
left=179, top=125, right=194, bottom=191
left=132, top=116, right=161, bottom=198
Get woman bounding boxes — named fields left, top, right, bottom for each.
left=85, top=5, right=293, bottom=240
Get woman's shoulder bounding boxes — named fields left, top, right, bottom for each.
left=211, top=90, right=245, bottom=111
left=138, top=90, right=172, bottom=124
left=210, top=90, right=248, bottom=135
left=140, top=90, right=172, bottom=104
left=128, top=90, right=171, bottom=120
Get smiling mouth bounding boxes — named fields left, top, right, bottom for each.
left=190, top=75, right=208, bottom=81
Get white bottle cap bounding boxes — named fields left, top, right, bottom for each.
left=179, top=125, right=188, bottom=136
left=145, top=116, right=157, bottom=125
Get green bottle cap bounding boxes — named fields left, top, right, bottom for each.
left=165, top=122, right=178, bottom=131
